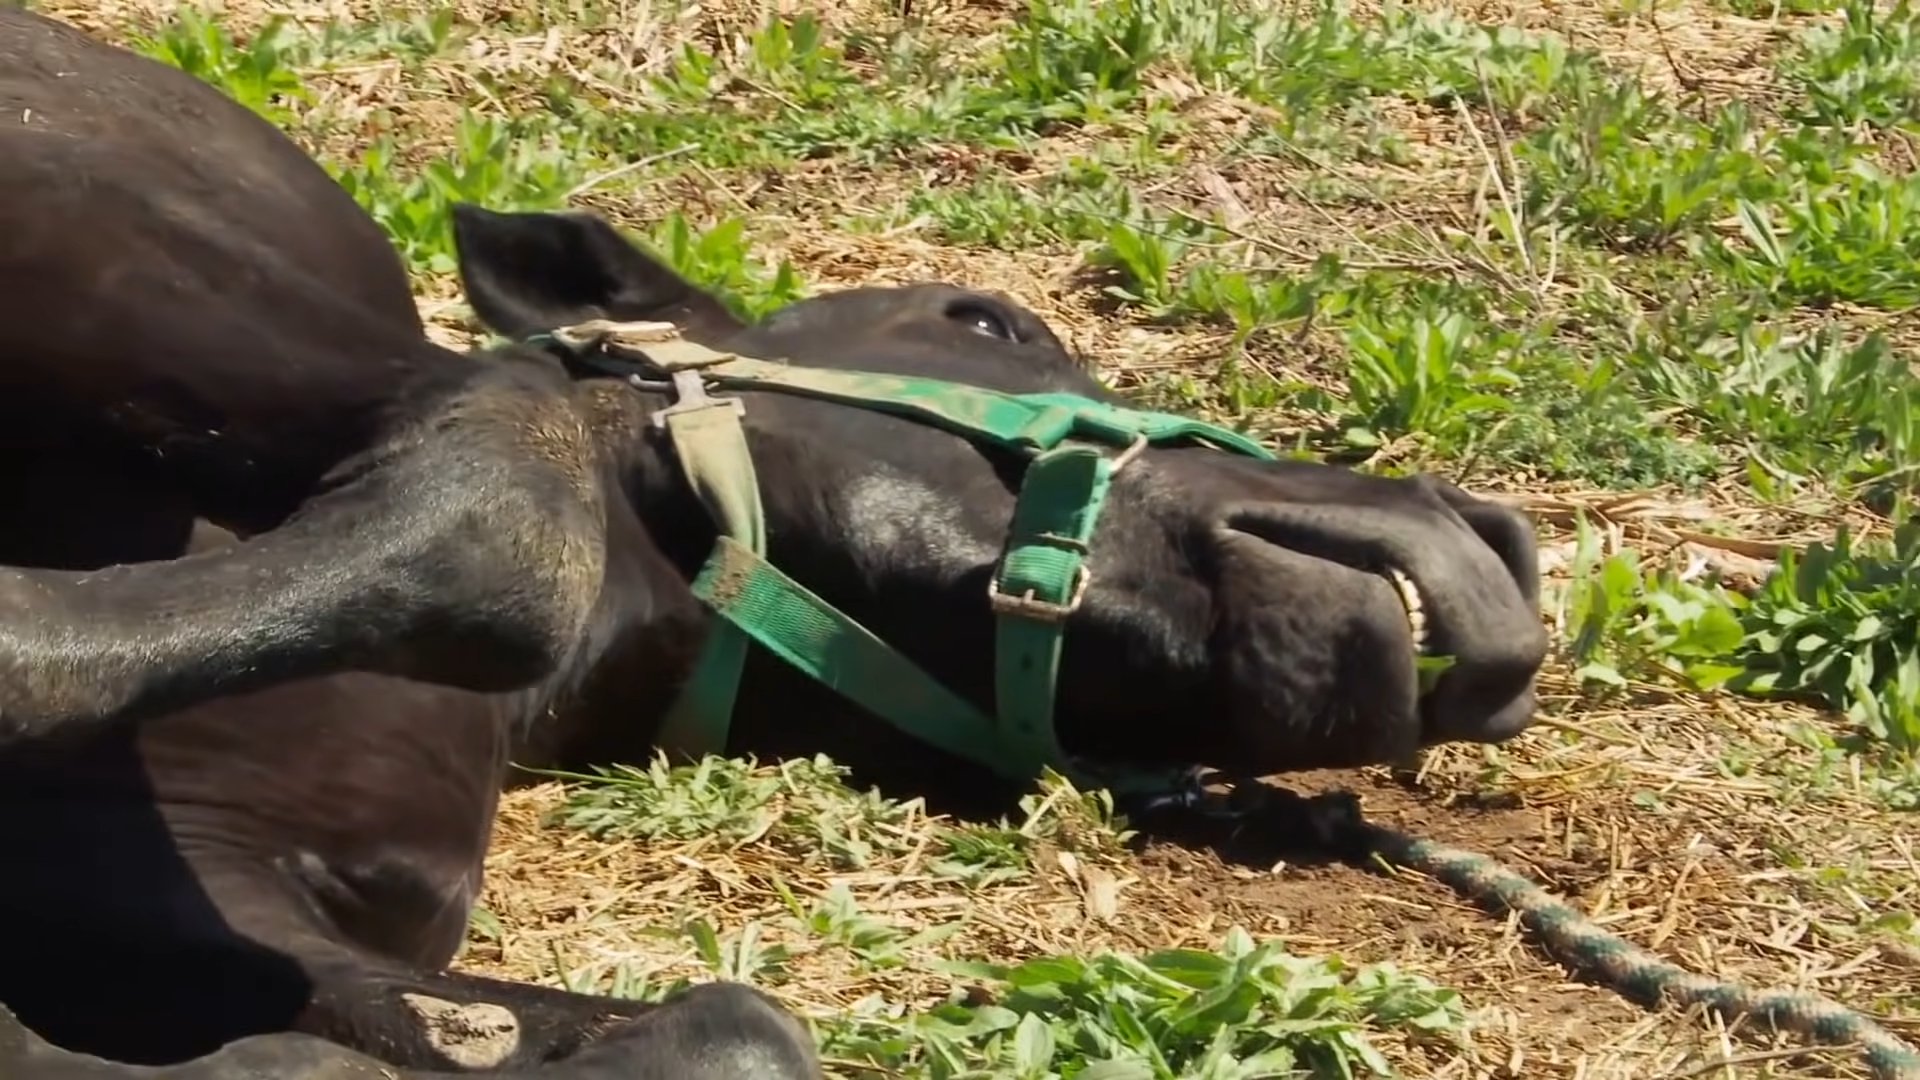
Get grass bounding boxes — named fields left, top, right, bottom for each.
left=40, top=0, right=1920, bottom=1074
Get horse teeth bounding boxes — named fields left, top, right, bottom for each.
left=1386, top=567, right=1430, bottom=654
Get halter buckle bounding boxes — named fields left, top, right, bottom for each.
left=650, top=368, right=745, bottom=429
left=986, top=563, right=1091, bottom=622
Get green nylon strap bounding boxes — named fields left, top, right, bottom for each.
left=1009, top=391, right=1278, bottom=461
left=680, top=355, right=1279, bottom=461
left=988, top=445, right=1115, bottom=778
left=688, top=535, right=1021, bottom=780
left=687, top=534, right=1200, bottom=797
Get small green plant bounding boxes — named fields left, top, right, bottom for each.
left=1014, top=767, right=1140, bottom=857
left=464, top=904, right=503, bottom=949
left=682, top=915, right=793, bottom=984
left=1090, top=215, right=1202, bottom=314
left=1517, top=84, right=1773, bottom=252
left=640, top=214, right=808, bottom=322
left=1699, top=156, right=1920, bottom=311
left=787, top=882, right=967, bottom=971
left=542, top=754, right=1133, bottom=885
left=330, top=113, right=581, bottom=275
left=1556, top=513, right=1920, bottom=763
left=1336, top=288, right=1521, bottom=452
left=306, top=10, right=460, bottom=63
left=129, top=12, right=311, bottom=126
left=1557, top=517, right=1748, bottom=693
left=993, top=0, right=1168, bottom=125
left=1734, top=520, right=1920, bottom=757
left=1719, top=0, right=1843, bottom=15
left=816, top=926, right=1469, bottom=1078
left=1631, top=317, right=1920, bottom=503
left=744, top=13, right=863, bottom=107
left=1776, top=0, right=1920, bottom=130
left=1364, top=7, right=1608, bottom=118
left=543, top=753, right=922, bottom=870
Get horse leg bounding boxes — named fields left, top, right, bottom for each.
left=0, top=365, right=619, bottom=743
left=0, top=980, right=820, bottom=1080
left=188, top=869, right=820, bottom=1080
left=285, top=932, right=823, bottom=1080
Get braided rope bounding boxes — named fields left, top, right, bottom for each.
left=1354, top=818, right=1920, bottom=1080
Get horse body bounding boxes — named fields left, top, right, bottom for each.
left=0, top=8, right=439, bottom=553
left=0, top=8, right=1550, bottom=1080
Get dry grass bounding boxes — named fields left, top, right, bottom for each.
left=32, top=0, right=1920, bottom=1075
left=454, top=697, right=1920, bottom=1079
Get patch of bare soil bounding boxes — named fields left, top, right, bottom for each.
left=1125, top=777, right=1661, bottom=1070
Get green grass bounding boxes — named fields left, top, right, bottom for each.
left=504, top=756, right=1472, bottom=1079
left=69, top=0, right=1920, bottom=1071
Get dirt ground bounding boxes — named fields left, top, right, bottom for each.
left=463, top=675, right=1920, bottom=1077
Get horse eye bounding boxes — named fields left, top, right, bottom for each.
left=947, top=301, right=1017, bottom=342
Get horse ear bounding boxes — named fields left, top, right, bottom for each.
left=449, top=204, right=744, bottom=342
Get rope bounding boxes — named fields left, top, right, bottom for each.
left=1255, top=788, right=1920, bottom=1080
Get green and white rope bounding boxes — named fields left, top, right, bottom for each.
left=1273, top=789, right=1920, bottom=1080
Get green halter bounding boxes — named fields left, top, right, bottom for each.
left=546, top=319, right=1280, bottom=797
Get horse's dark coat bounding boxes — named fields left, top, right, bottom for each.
left=0, top=8, right=1551, bottom=1080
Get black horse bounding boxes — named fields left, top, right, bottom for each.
left=0, top=8, right=1551, bottom=1080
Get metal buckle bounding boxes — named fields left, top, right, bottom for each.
left=650, top=368, right=745, bottom=430
left=983, top=434, right=1138, bottom=623
left=986, top=562, right=1091, bottom=622
left=553, top=318, right=680, bottom=355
